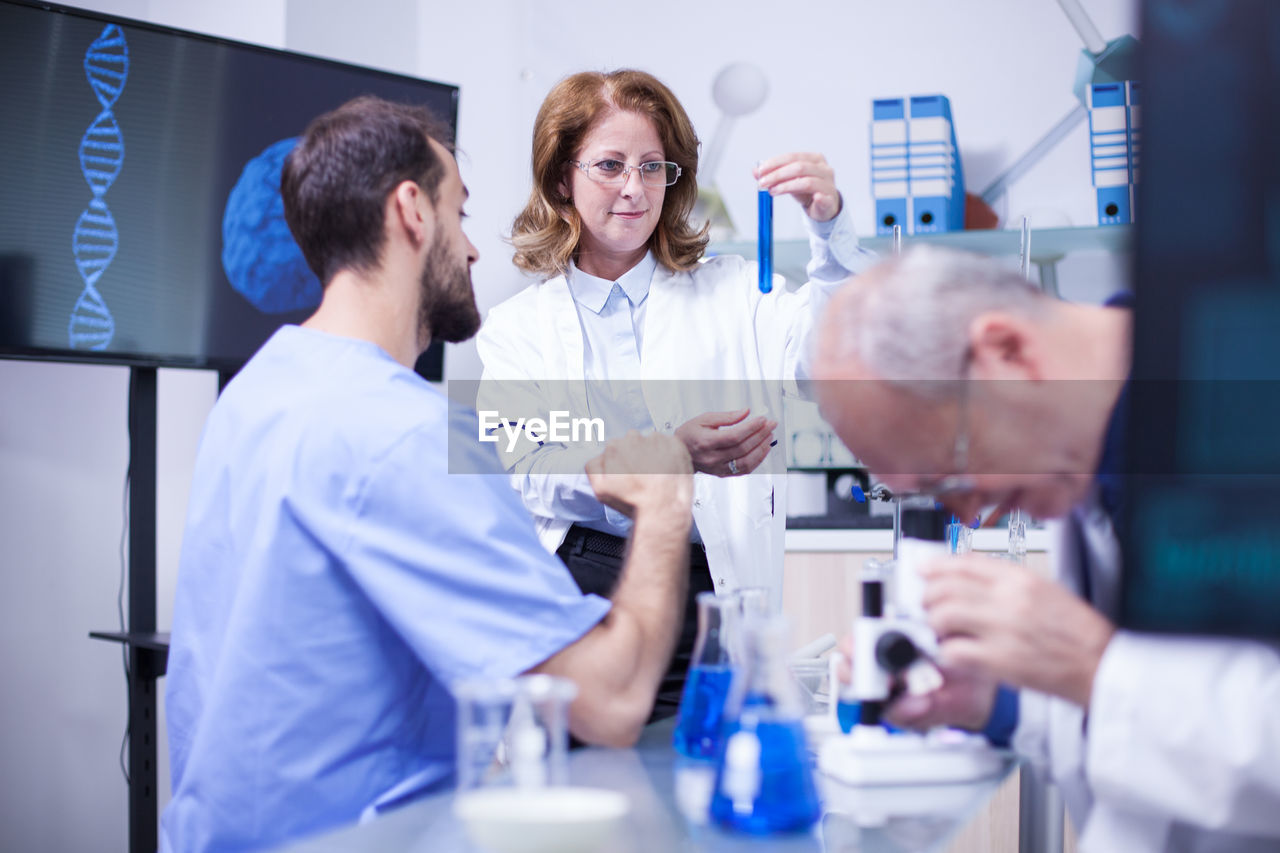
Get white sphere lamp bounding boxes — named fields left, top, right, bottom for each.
left=701, top=62, right=769, bottom=184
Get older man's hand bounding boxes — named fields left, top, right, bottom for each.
left=885, top=666, right=1000, bottom=732
left=834, top=634, right=999, bottom=732
left=921, top=554, right=1116, bottom=708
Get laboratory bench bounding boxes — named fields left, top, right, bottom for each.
left=277, top=717, right=1020, bottom=853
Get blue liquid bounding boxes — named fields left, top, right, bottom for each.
left=836, top=700, right=902, bottom=734
left=709, top=715, right=820, bottom=834
left=673, top=665, right=735, bottom=759
left=757, top=189, right=773, bottom=294
left=836, top=699, right=860, bottom=734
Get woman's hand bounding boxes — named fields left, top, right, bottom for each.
left=755, top=153, right=842, bottom=223
left=674, top=409, right=777, bottom=477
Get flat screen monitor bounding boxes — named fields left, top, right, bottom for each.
left=1120, top=0, right=1280, bottom=637
left=0, top=0, right=456, bottom=378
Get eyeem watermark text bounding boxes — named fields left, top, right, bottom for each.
left=479, top=410, right=605, bottom=452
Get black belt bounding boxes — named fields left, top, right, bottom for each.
left=564, top=524, right=708, bottom=568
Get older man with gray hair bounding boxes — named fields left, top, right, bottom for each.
left=814, top=245, right=1280, bottom=851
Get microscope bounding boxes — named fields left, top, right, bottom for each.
left=847, top=554, right=942, bottom=729
left=841, top=485, right=950, bottom=731
left=817, top=489, right=1003, bottom=788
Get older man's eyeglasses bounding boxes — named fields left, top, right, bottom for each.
left=569, top=158, right=682, bottom=187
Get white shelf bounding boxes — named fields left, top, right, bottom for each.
left=785, top=527, right=1051, bottom=553
left=711, top=224, right=1132, bottom=285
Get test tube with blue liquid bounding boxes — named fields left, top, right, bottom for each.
left=946, top=514, right=977, bottom=554
left=757, top=181, right=772, bottom=294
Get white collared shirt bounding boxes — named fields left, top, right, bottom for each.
left=566, top=253, right=661, bottom=538
left=567, top=251, right=658, bottom=434
left=561, top=208, right=869, bottom=539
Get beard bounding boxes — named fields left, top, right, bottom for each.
left=417, top=229, right=480, bottom=345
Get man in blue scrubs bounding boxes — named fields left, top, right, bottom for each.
left=160, top=97, right=694, bottom=853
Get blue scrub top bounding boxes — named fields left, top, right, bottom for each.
left=160, top=326, right=611, bottom=853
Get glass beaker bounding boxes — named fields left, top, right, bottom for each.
left=733, top=586, right=772, bottom=665
left=1007, top=507, right=1028, bottom=565
left=454, top=674, right=577, bottom=790
left=672, top=591, right=739, bottom=759
left=786, top=657, right=828, bottom=717
left=736, top=586, right=770, bottom=619
left=709, top=616, right=821, bottom=834
left=946, top=519, right=973, bottom=554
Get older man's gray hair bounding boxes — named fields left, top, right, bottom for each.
left=823, top=245, right=1048, bottom=398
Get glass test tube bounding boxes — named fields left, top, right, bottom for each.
left=1019, top=216, right=1031, bottom=280
left=757, top=187, right=772, bottom=293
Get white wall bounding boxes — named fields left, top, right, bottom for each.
left=417, top=0, right=1141, bottom=379
left=0, top=359, right=219, bottom=853
left=0, top=1, right=1137, bottom=850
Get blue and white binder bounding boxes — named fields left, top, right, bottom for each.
left=869, top=94, right=965, bottom=235
left=870, top=98, right=908, bottom=235
left=907, top=95, right=965, bottom=233
left=1088, top=81, right=1139, bottom=226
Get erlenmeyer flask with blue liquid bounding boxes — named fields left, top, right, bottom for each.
left=709, top=615, right=820, bottom=834
left=673, top=591, right=738, bottom=759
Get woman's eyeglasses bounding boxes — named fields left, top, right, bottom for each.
left=569, top=158, right=682, bottom=187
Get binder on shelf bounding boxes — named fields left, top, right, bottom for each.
left=870, top=97, right=908, bottom=235
left=868, top=94, right=965, bottom=236
left=1087, top=81, right=1139, bottom=226
left=907, top=95, right=965, bottom=233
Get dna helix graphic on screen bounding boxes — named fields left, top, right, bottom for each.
left=69, top=24, right=128, bottom=350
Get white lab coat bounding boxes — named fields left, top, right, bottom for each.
left=476, top=249, right=861, bottom=608
left=1014, top=504, right=1280, bottom=851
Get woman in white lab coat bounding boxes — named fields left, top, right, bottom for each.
left=477, top=69, right=874, bottom=718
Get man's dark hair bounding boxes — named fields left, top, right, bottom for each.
left=281, top=96, right=455, bottom=284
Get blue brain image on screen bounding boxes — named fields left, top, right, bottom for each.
left=221, top=137, right=322, bottom=314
